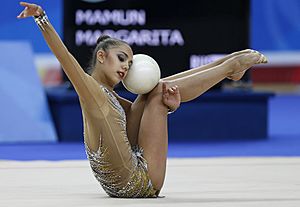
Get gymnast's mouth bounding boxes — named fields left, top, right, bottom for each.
left=117, top=71, right=125, bottom=79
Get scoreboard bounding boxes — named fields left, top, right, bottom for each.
left=63, top=0, right=249, bottom=81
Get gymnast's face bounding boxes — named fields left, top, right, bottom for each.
left=97, top=44, right=133, bottom=87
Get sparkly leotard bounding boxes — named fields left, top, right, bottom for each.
left=83, top=86, right=158, bottom=197
left=39, top=20, right=159, bottom=198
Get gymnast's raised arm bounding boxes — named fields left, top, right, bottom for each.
left=17, top=2, right=104, bottom=106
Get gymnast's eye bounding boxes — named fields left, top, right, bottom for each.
left=118, top=54, right=125, bottom=62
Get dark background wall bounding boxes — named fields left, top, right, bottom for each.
left=63, top=0, right=249, bottom=79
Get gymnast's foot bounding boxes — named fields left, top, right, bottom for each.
left=226, top=51, right=268, bottom=81
left=230, top=49, right=254, bottom=56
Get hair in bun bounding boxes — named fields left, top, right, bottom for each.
left=96, top=35, right=111, bottom=44
left=87, top=35, right=130, bottom=75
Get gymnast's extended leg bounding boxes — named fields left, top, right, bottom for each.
left=163, top=52, right=266, bottom=102
left=126, top=50, right=266, bottom=146
left=162, top=49, right=265, bottom=82
left=127, top=52, right=266, bottom=148
left=137, top=52, right=265, bottom=191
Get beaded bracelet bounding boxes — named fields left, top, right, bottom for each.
left=33, top=11, right=49, bottom=31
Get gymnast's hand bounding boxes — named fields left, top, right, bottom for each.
left=17, top=2, right=43, bottom=19
left=162, top=83, right=181, bottom=113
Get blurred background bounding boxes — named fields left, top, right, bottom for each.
left=0, top=0, right=299, bottom=158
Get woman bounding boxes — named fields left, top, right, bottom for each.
left=17, top=2, right=267, bottom=198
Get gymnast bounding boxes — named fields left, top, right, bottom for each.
left=17, top=2, right=267, bottom=198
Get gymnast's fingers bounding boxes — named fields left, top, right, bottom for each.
left=17, top=10, right=27, bottom=18
left=19, top=2, right=33, bottom=7
left=168, top=88, right=174, bottom=94
left=162, top=82, right=168, bottom=95
left=174, top=85, right=179, bottom=94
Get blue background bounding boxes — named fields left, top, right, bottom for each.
left=251, top=0, right=300, bottom=51
left=1, top=0, right=300, bottom=53
left=1, top=0, right=62, bottom=53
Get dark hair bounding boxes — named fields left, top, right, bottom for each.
left=88, top=35, right=129, bottom=74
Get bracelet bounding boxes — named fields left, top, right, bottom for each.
left=33, top=11, right=49, bottom=31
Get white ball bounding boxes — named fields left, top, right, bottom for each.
left=122, top=54, right=161, bottom=94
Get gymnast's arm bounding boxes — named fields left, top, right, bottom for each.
left=17, top=2, right=105, bottom=107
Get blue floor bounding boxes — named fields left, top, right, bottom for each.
left=1, top=94, right=300, bottom=160
left=0, top=135, right=300, bottom=160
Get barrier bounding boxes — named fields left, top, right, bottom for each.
left=47, top=85, right=273, bottom=142
left=0, top=41, right=57, bottom=142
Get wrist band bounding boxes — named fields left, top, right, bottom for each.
left=33, top=11, right=49, bottom=31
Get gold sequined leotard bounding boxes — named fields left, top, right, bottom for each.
left=39, top=19, right=159, bottom=198
left=84, top=86, right=159, bottom=197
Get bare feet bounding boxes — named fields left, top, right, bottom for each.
left=231, top=49, right=254, bottom=56
left=227, top=70, right=247, bottom=81
left=226, top=50, right=268, bottom=81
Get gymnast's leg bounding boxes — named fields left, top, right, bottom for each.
left=126, top=94, right=148, bottom=146
left=137, top=81, right=170, bottom=190
left=162, top=49, right=260, bottom=82
left=137, top=53, right=265, bottom=190
left=163, top=52, right=265, bottom=102
left=126, top=51, right=266, bottom=147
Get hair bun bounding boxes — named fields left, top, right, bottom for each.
left=97, top=35, right=111, bottom=44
